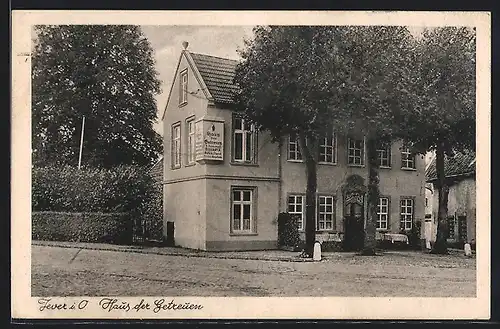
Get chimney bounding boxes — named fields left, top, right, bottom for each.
left=182, top=41, right=189, bottom=50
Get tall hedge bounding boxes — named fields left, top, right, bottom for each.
left=32, top=165, right=163, bottom=240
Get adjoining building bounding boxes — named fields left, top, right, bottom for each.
left=425, top=150, right=476, bottom=248
left=162, top=44, right=426, bottom=251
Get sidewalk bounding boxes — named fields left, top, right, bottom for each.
left=32, top=240, right=320, bottom=262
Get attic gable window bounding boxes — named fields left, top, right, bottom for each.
left=179, top=69, right=188, bottom=106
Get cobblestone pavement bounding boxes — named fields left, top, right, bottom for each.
left=32, top=245, right=476, bottom=297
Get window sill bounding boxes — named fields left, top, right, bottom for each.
left=379, top=166, right=391, bottom=169
left=287, top=159, right=304, bottom=163
left=230, top=161, right=259, bottom=167
left=229, top=232, right=258, bottom=237
left=318, top=162, right=337, bottom=166
left=347, top=164, right=365, bottom=168
left=184, top=163, right=196, bottom=167
left=401, top=167, right=417, bottom=171
left=178, top=102, right=188, bottom=108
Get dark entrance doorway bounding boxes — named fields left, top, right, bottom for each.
left=343, top=192, right=365, bottom=251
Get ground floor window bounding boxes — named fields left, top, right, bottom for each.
left=231, top=187, right=255, bottom=233
left=377, top=197, right=389, bottom=230
left=400, top=198, right=414, bottom=230
left=287, top=195, right=304, bottom=230
left=317, top=195, right=335, bottom=231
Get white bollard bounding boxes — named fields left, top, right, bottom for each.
left=464, top=243, right=472, bottom=257
left=426, top=240, right=431, bottom=250
left=313, top=242, right=322, bottom=261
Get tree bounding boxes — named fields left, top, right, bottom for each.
left=399, top=27, right=476, bottom=254
left=329, top=27, right=416, bottom=255
left=32, top=25, right=162, bottom=168
left=234, top=26, right=415, bottom=256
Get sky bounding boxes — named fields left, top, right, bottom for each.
left=141, top=26, right=254, bottom=136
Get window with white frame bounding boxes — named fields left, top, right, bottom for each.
left=377, top=142, right=391, bottom=167
left=288, top=134, right=303, bottom=161
left=377, top=197, right=389, bottom=230
left=401, top=147, right=416, bottom=169
left=317, top=195, right=335, bottom=231
left=231, top=188, right=255, bottom=233
left=179, top=69, right=188, bottom=105
left=347, top=138, right=364, bottom=166
left=288, top=195, right=304, bottom=230
left=232, top=115, right=256, bottom=163
left=400, top=198, right=414, bottom=230
left=319, top=134, right=336, bottom=164
left=171, top=123, right=181, bottom=168
left=186, top=118, right=195, bottom=164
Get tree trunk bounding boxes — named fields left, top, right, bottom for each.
left=361, top=137, right=379, bottom=256
left=298, top=132, right=317, bottom=258
left=431, top=142, right=449, bottom=254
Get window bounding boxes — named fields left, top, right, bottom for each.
left=377, top=142, right=391, bottom=167
left=317, top=195, right=335, bottom=231
left=347, top=138, right=365, bottom=166
left=425, top=197, right=428, bottom=207
left=179, top=69, right=188, bottom=105
left=400, top=198, right=414, bottom=230
left=288, top=134, right=303, bottom=161
left=232, top=115, right=256, bottom=163
left=171, top=123, right=181, bottom=168
left=231, top=188, right=255, bottom=233
left=377, top=197, right=389, bottom=230
left=401, top=147, right=416, bottom=169
left=319, top=134, right=336, bottom=164
left=288, top=195, right=305, bottom=230
left=186, top=118, right=195, bottom=164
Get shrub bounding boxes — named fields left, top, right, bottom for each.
left=32, top=165, right=163, bottom=241
left=32, top=211, right=132, bottom=244
left=277, top=212, right=301, bottom=248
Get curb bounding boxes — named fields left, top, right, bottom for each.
left=32, top=241, right=316, bottom=263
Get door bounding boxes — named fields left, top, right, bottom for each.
left=343, top=193, right=365, bottom=251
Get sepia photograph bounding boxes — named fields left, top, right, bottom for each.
left=11, top=10, right=491, bottom=320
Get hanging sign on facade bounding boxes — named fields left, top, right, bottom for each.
left=195, top=118, right=224, bottom=162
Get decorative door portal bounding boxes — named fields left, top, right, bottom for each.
left=343, top=192, right=365, bottom=251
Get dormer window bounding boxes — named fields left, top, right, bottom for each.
left=179, top=69, right=188, bottom=105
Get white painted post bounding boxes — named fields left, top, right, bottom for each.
left=313, top=242, right=322, bottom=261
left=464, top=243, right=472, bottom=257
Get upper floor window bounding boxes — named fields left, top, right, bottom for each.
left=288, top=134, right=303, bottom=161
left=377, top=197, right=389, bottom=230
left=186, top=118, right=195, bottom=164
left=377, top=142, right=391, bottom=168
left=232, top=115, right=256, bottom=164
left=401, top=147, right=416, bottom=169
left=171, top=123, right=181, bottom=168
left=179, top=69, right=188, bottom=105
left=347, top=137, right=365, bottom=166
left=319, top=134, right=337, bottom=164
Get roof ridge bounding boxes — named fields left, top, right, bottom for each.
left=190, top=52, right=239, bottom=63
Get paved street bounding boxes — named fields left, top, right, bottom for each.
left=32, top=245, right=476, bottom=297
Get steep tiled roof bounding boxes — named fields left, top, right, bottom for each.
left=426, top=150, right=476, bottom=182
left=190, top=52, right=239, bottom=104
